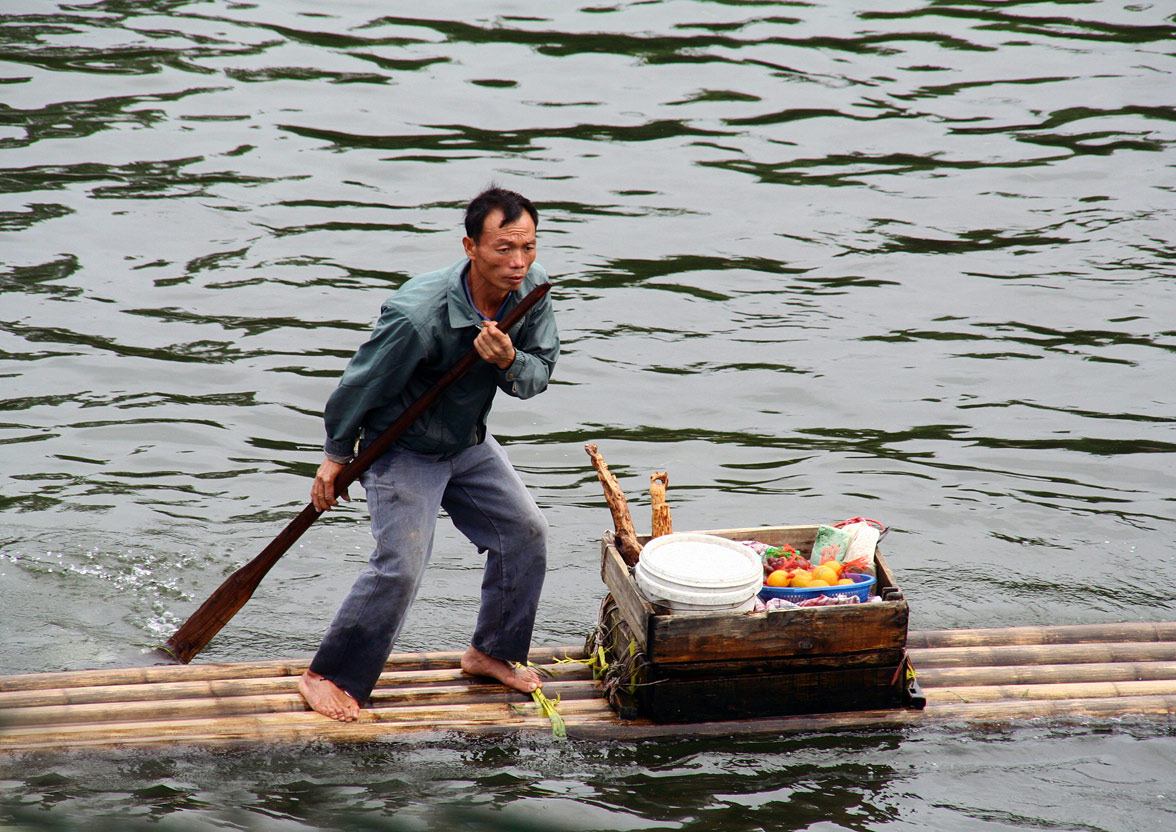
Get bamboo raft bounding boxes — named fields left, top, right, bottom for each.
left=2, top=622, right=1176, bottom=751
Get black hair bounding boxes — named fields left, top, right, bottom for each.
left=464, top=186, right=538, bottom=240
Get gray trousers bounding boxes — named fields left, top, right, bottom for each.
left=308, top=435, right=548, bottom=703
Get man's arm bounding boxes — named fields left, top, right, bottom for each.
left=311, top=457, right=349, bottom=512
left=474, top=320, right=516, bottom=369
left=488, top=288, right=559, bottom=399
left=322, top=304, right=424, bottom=462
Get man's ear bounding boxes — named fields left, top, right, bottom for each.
left=462, top=235, right=476, bottom=259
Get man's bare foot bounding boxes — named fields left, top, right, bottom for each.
left=298, top=670, right=361, bottom=722
left=461, top=646, right=541, bottom=694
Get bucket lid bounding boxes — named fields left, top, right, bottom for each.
left=634, top=533, right=762, bottom=606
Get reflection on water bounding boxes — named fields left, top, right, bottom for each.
left=2, top=724, right=1174, bottom=831
left=2, top=0, right=1175, bottom=828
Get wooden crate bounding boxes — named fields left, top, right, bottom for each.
left=596, top=525, right=915, bottom=722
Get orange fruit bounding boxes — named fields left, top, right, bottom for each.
left=789, top=570, right=813, bottom=588
left=823, top=560, right=844, bottom=576
left=837, top=578, right=855, bottom=586
left=812, top=565, right=839, bottom=585
left=765, top=570, right=791, bottom=587
left=808, top=579, right=830, bottom=587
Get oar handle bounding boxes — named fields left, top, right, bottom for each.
left=161, top=282, right=552, bottom=663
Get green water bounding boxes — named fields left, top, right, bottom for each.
left=2, top=1, right=1174, bottom=829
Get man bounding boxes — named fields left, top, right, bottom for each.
left=298, top=187, right=558, bottom=722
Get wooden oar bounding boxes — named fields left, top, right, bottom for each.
left=159, top=282, right=553, bottom=664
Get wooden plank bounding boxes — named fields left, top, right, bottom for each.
left=600, top=536, right=654, bottom=652
left=635, top=648, right=909, bottom=678
left=683, top=524, right=819, bottom=552
left=639, top=663, right=906, bottom=723
left=873, top=551, right=901, bottom=595
left=647, top=601, right=908, bottom=665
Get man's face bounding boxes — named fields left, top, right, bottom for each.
left=464, top=208, right=537, bottom=297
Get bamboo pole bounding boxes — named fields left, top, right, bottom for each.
left=0, top=702, right=621, bottom=753
left=927, top=678, right=1176, bottom=703
left=914, top=661, right=1176, bottom=688
left=8, top=690, right=1175, bottom=751
left=8, top=624, right=1176, bottom=751
left=0, top=661, right=597, bottom=710
left=585, top=444, right=642, bottom=565
left=0, top=678, right=605, bottom=728
left=0, top=703, right=525, bottom=750
left=650, top=472, right=672, bottom=538
left=907, top=641, right=1176, bottom=669
left=548, top=695, right=1176, bottom=741
left=5, top=679, right=1176, bottom=751
left=0, top=645, right=589, bottom=693
left=0, top=660, right=308, bottom=693
left=0, top=697, right=616, bottom=752
left=908, top=622, right=1176, bottom=649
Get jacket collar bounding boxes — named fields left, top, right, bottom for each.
left=447, top=260, right=482, bottom=330
left=446, top=259, right=520, bottom=330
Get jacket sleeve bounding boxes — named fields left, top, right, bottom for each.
left=323, top=303, right=425, bottom=459
left=496, top=283, right=558, bottom=400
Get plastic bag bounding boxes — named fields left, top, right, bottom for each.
left=811, top=524, right=852, bottom=564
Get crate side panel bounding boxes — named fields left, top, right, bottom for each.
left=600, top=539, right=654, bottom=653
left=648, top=602, right=909, bottom=665
left=641, top=665, right=907, bottom=723
left=646, top=648, right=909, bottom=678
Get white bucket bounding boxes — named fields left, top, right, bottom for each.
left=635, top=533, right=763, bottom=613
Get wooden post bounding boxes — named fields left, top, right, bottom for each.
left=650, top=472, right=673, bottom=538
left=585, top=444, right=641, bottom=565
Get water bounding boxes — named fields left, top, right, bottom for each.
left=2, top=0, right=1175, bottom=828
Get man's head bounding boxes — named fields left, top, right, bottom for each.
left=463, top=186, right=539, bottom=300
left=464, top=186, right=538, bottom=242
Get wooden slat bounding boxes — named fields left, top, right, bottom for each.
left=634, top=648, right=908, bottom=677
left=648, top=601, right=907, bottom=665
left=600, top=537, right=654, bottom=652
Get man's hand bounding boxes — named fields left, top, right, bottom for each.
left=312, top=457, right=350, bottom=512
left=474, top=320, right=516, bottom=370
